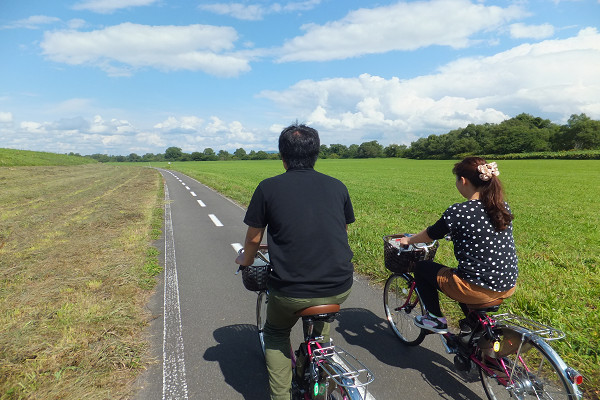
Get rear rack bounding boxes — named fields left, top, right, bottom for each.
left=493, top=313, right=565, bottom=341
left=313, top=344, right=375, bottom=393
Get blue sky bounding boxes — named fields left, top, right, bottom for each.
left=1, top=0, right=599, bottom=156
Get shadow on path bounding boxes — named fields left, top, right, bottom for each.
left=204, top=324, right=269, bottom=400
left=336, top=307, right=482, bottom=400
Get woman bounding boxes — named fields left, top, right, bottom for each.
left=399, top=157, right=518, bottom=333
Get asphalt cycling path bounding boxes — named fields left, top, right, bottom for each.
left=135, top=168, right=490, bottom=400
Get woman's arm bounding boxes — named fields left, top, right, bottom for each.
left=398, top=228, right=433, bottom=246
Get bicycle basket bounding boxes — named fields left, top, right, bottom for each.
left=240, top=248, right=271, bottom=291
left=383, top=234, right=438, bottom=273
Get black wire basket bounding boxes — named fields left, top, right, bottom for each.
left=383, top=234, right=439, bottom=273
left=240, top=247, right=271, bottom=291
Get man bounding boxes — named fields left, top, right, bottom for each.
left=235, top=123, right=355, bottom=400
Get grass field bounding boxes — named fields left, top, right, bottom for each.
left=0, top=164, right=162, bottom=399
left=154, top=158, right=599, bottom=397
left=0, top=148, right=96, bottom=166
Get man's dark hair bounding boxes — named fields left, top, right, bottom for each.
left=278, top=123, right=320, bottom=169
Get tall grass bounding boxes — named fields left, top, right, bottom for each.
left=156, top=158, right=599, bottom=397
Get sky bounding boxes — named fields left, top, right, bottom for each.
left=1, top=0, right=599, bottom=156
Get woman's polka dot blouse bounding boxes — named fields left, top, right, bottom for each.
left=431, top=199, right=518, bottom=292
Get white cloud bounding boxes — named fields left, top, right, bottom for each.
left=510, top=23, right=555, bottom=39
left=20, top=121, right=47, bottom=134
left=0, top=112, right=13, bottom=123
left=2, top=15, right=60, bottom=29
left=154, top=116, right=205, bottom=132
left=73, top=0, right=159, bottom=13
left=276, top=0, right=526, bottom=62
left=199, top=0, right=321, bottom=21
left=90, top=115, right=135, bottom=134
left=41, top=23, right=251, bottom=77
left=262, top=28, right=600, bottom=144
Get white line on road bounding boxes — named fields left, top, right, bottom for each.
left=190, top=192, right=197, bottom=197
left=185, top=186, right=190, bottom=190
left=197, top=200, right=206, bottom=207
left=162, top=185, right=189, bottom=400
left=231, top=243, right=243, bottom=252
left=208, top=214, right=224, bottom=227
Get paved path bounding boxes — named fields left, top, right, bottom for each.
left=134, top=169, right=489, bottom=399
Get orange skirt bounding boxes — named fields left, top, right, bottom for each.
left=437, top=267, right=516, bottom=307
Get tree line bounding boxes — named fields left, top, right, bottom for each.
left=85, top=113, right=600, bottom=162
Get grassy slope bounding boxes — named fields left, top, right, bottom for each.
left=155, top=158, right=599, bottom=397
left=0, top=148, right=96, bottom=166
left=0, top=164, right=162, bottom=399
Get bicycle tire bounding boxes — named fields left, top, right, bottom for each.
left=319, top=358, right=363, bottom=400
left=478, top=326, right=577, bottom=400
left=256, top=290, right=268, bottom=356
left=383, top=273, right=426, bottom=346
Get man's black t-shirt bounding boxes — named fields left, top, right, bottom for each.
left=244, top=167, right=355, bottom=298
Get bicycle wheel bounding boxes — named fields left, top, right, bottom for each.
left=383, top=273, right=426, bottom=346
left=479, top=327, right=575, bottom=400
left=319, top=359, right=363, bottom=400
left=256, top=290, right=268, bottom=355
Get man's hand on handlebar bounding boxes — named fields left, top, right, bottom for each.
left=235, top=250, right=253, bottom=268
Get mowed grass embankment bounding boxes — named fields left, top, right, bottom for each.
left=157, top=158, right=600, bottom=397
left=0, top=164, right=163, bottom=399
left=0, top=148, right=96, bottom=167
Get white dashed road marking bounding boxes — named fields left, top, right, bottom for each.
left=231, top=243, right=243, bottom=252
left=197, top=200, right=206, bottom=207
left=208, top=214, right=224, bottom=227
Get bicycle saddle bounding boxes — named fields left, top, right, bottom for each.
left=466, top=298, right=503, bottom=313
left=295, top=304, right=340, bottom=322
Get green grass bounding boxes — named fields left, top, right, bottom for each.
left=0, top=148, right=96, bottom=166
left=155, top=158, right=600, bottom=397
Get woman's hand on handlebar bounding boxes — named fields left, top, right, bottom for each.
left=399, top=236, right=412, bottom=247
left=403, top=229, right=433, bottom=246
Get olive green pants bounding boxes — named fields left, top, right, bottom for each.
left=263, top=288, right=351, bottom=400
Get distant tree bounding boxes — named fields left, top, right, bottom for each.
left=254, top=150, right=269, bottom=160
left=203, top=148, right=218, bottom=161
left=234, top=148, right=247, bottom=160
left=127, top=153, right=141, bottom=162
left=329, top=144, right=348, bottom=158
left=347, top=144, right=359, bottom=158
left=165, top=147, right=183, bottom=160
left=115, top=155, right=126, bottom=162
left=90, top=153, right=111, bottom=163
left=448, top=137, right=482, bottom=157
left=384, top=144, right=406, bottom=158
left=190, top=151, right=203, bottom=161
left=358, top=141, right=384, bottom=158
left=218, top=150, right=232, bottom=160
left=319, top=144, right=330, bottom=159
left=557, top=113, right=600, bottom=150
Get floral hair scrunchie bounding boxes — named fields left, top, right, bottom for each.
left=477, top=162, right=500, bottom=181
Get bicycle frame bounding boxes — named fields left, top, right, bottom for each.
left=396, top=275, right=542, bottom=393
left=292, top=319, right=374, bottom=399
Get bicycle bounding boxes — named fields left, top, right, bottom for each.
left=381, top=233, right=584, bottom=400
left=237, top=246, right=374, bottom=399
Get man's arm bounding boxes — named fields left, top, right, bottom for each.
left=235, top=226, right=265, bottom=267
